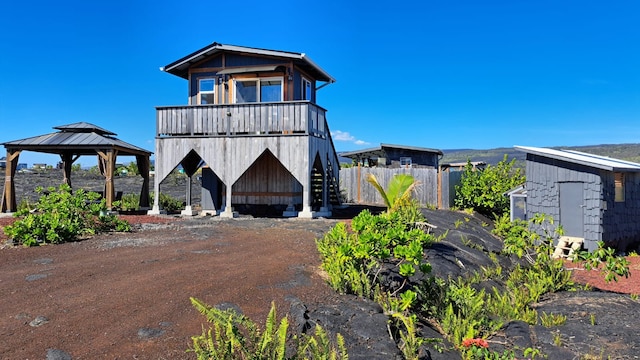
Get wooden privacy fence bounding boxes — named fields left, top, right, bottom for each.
left=339, top=167, right=438, bottom=207
left=439, top=170, right=463, bottom=209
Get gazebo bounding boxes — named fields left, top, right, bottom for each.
left=1, top=122, right=152, bottom=212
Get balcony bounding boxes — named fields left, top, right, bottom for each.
left=156, top=101, right=328, bottom=139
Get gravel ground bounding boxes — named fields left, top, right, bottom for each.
left=0, top=215, right=341, bottom=359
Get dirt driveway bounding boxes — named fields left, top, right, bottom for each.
left=0, top=216, right=340, bottom=360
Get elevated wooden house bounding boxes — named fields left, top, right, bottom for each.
left=516, top=145, right=640, bottom=252
left=151, top=42, right=341, bottom=217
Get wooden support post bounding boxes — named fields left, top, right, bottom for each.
left=60, top=152, right=79, bottom=187
left=136, top=155, right=150, bottom=209
left=98, top=150, right=117, bottom=210
left=357, top=161, right=361, bottom=203
left=1, top=149, right=21, bottom=213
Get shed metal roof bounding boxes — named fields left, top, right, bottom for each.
left=162, top=42, right=335, bottom=83
left=514, top=145, right=640, bottom=172
left=2, top=123, right=152, bottom=156
left=340, top=143, right=443, bottom=159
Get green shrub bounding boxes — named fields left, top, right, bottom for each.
left=189, top=298, right=348, bottom=359
left=454, top=155, right=525, bottom=219
left=317, top=199, right=437, bottom=359
left=573, top=241, right=630, bottom=282
left=317, top=207, right=435, bottom=296
left=3, top=184, right=131, bottom=246
left=112, top=193, right=140, bottom=211
left=152, top=192, right=184, bottom=213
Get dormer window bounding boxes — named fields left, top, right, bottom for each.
left=234, top=77, right=283, bottom=103
left=199, top=78, right=215, bottom=104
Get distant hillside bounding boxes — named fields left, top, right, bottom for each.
left=441, top=143, right=640, bottom=167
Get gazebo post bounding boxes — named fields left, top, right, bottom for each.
left=60, top=152, right=80, bottom=187
left=1, top=149, right=21, bottom=213
left=98, top=150, right=118, bottom=210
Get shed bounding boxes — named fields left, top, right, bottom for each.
left=1, top=122, right=152, bottom=212
left=515, top=145, right=640, bottom=251
left=340, top=143, right=442, bottom=168
left=338, top=144, right=442, bottom=207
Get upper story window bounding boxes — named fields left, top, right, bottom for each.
left=234, top=77, right=282, bottom=103
left=302, top=78, right=312, bottom=101
left=198, top=78, right=215, bottom=104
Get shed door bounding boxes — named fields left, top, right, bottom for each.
left=559, top=182, right=584, bottom=238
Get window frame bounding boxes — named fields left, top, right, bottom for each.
left=614, top=172, right=625, bottom=202
left=400, top=157, right=412, bottom=168
left=198, top=78, right=216, bottom=105
left=233, top=76, right=283, bottom=104
left=302, top=77, right=312, bottom=101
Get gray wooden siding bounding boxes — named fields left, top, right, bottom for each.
left=601, top=171, right=640, bottom=249
left=526, top=154, right=640, bottom=251
left=381, top=149, right=439, bottom=168
left=224, top=54, right=282, bottom=67
left=193, top=56, right=223, bottom=69
left=156, top=102, right=326, bottom=138
left=231, top=151, right=303, bottom=205
left=155, top=123, right=341, bottom=210
left=339, top=167, right=438, bottom=207
left=525, top=155, right=603, bottom=250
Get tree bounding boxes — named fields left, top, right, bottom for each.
left=454, top=155, right=525, bottom=219
left=366, top=173, right=418, bottom=211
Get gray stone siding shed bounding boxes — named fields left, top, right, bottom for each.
left=515, top=146, right=640, bottom=252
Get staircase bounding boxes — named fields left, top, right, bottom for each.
left=326, top=156, right=343, bottom=206
left=310, top=166, right=324, bottom=210
left=552, top=236, right=584, bottom=259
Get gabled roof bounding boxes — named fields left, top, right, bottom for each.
left=162, top=42, right=335, bottom=83
left=340, top=143, right=443, bottom=159
left=2, top=122, right=151, bottom=156
left=515, top=145, right=640, bottom=172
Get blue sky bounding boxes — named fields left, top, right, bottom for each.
left=1, top=0, right=638, bottom=167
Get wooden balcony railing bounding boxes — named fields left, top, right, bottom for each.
left=156, top=101, right=328, bottom=139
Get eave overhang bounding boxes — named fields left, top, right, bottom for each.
left=161, top=42, right=335, bottom=84
left=515, top=145, right=640, bottom=172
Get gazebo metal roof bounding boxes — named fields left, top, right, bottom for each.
left=2, top=122, right=151, bottom=156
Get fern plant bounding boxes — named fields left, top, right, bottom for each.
left=189, top=298, right=348, bottom=360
